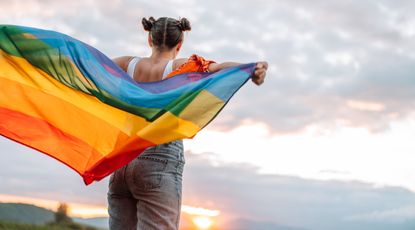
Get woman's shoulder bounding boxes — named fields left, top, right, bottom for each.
left=112, top=56, right=135, bottom=72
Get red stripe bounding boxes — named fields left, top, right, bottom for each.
left=83, top=135, right=155, bottom=185
left=0, top=107, right=102, bottom=176
left=0, top=107, right=157, bottom=185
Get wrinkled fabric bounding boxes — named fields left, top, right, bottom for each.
left=0, top=24, right=255, bottom=184
left=166, top=54, right=216, bottom=78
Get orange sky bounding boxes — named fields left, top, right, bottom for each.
left=0, top=193, right=223, bottom=229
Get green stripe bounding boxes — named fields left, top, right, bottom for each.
left=0, top=25, right=93, bottom=93
left=163, top=88, right=204, bottom=117
left=0, top=26, right=162, bottom=119
left=0, top=26, right=22, bottom=57
left=0, top=25, right=213, bottom=122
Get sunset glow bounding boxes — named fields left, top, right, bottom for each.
left=192, top=216, right=214, bottom=229
left=182, top=205, right=220, bottom=217
left=0, top=193, right=221, bottom=222
left=3, top=1, right=415, bottom=229
left=0, top=194, right=107, bottom=218
left=186, top=118, right=415, bottom=192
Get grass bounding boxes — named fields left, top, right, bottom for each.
left=0, top=220, right=98, bottom=230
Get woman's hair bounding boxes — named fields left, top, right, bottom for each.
left=142, top=17, right=191, bottom=50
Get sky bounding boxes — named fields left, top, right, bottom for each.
left=1, top=0, right=415, bottom=229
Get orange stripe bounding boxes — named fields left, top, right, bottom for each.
left=0, top=77, right=131, bottom=156
left=0, top=50, right=199, bottom=145
left=0, top=107, right=102, bottom=175
left=83, top=136, right=155, bottom=184
left=0, top=50, right=149, bottom=135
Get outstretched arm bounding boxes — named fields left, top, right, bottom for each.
left=209, top=61, right=268, bottom=86
left=174, top=59, right=242, bottom=72
left=207, top=62, right=242, bottom=72
left=174, top=58, right=268, bottom=86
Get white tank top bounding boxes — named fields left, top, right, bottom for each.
left=127, top=57, right=173, bottom=80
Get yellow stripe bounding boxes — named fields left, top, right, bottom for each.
left=137, top=111, right=201, bottom=143
left=0, top=77, right=125, bottom=156
left=0, top=50, right=149, bottom=135
left=179, top=90, right=225, bottom=127
left=0, top=50, right=203, bottom=146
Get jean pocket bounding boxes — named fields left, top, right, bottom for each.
left=133, top=157, right=168, bottom=191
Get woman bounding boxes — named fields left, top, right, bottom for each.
left=108, top=16, right=267, bottom=230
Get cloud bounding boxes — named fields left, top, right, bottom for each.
left=3, top=0, right=415, bottom=133
left=0, top=137, right=108, bottom=206
left=2, top=137, right=415, bottom=229
left=202, top=0, right=415, bottom=133
left=345, top=205, right=415, bottom=223
left=183, top=151, right=415, bottom=230
left=2, top=1, right=415, bottom=228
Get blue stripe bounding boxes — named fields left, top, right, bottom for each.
left=18, top=25, right=255, bottom=108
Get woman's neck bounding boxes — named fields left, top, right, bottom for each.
left=150, top=48, right=176, bottom=61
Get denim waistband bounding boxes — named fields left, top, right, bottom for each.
left=139, top=140, right=185, bottom=163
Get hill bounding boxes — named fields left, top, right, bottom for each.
left=0, top=203, right=54, bottom=225
left=0, top=203, right=103, bottom=229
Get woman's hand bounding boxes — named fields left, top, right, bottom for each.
left=252, top=62, right=268, bottom=85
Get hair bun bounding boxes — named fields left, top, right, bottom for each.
left=179, top=18, right=191, bottom=31
left=142, top=17, right=156, bottom=31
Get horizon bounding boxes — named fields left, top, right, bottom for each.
left=2, top=0, right=415, bottom=229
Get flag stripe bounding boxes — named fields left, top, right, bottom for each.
left=0, top=107, right=102, bottom=174
left=0, top=77, right=126, bottom=155
left=0, top=49, right=150, bottom=135
left=178, top=90, right=225, bottom=127
left=0, top=24, right=256, bottom=184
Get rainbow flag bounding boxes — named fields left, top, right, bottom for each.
left=0, top=25, right=255, bottom=185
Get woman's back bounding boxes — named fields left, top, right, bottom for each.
left=115, top=56, right=174, bottom=82
left=108, top=16, right=268, bottom=230
left=109, top=54, right=186, bottom=230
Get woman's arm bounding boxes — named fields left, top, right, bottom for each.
left=172, top=58, right=240, bottom=72
left=173, top=58, right=268, bottom=86
left=207, top=62, right=241, bottom=72
left=209, top=61, right=268, bottom=86
left=112, top=56, right=133, bottom=72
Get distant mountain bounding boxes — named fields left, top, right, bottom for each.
left=0, top=203, right=107, bottom=229
left=229, top=218, right=311, bottom=230
left=0, top=202, right=54, bottom=225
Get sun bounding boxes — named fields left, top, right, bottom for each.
left=192, top=216, right=214, bottom=229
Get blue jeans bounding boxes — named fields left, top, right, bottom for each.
left=107, top=140, right=185, bottom=230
